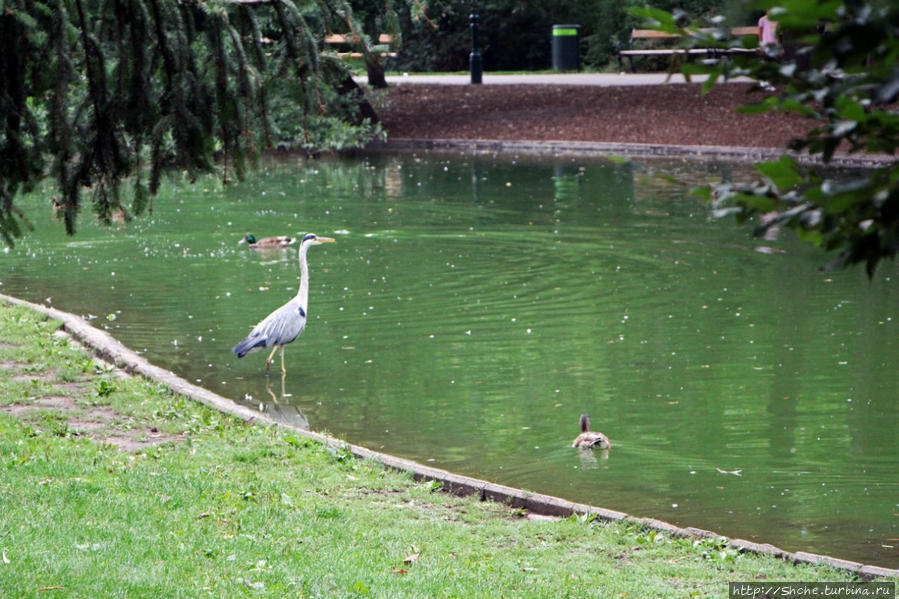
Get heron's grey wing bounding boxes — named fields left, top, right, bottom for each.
left=232, top=299, right=306, bottom=357
left=253, top=300, right=307, bottom=346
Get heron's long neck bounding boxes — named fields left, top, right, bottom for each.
left=296, top=244, right=310, bottom=305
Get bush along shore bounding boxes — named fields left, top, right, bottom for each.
left=0, top=300, right=887, bottom=597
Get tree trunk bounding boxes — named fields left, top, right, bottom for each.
left=335, top=74, right=380, bottom=125
left=365, top=55, right=388, bottom=89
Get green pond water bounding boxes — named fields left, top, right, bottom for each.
left=2, top=153, right=897, bottom=568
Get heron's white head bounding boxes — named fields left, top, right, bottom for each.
left=300, top=233, right=335, bottom=246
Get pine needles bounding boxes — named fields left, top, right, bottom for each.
left=0, top=0, right=385, bottom=244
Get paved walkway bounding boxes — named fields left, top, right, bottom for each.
left=356, top=72, right=753, bottom=86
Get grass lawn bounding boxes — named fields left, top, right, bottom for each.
left=0, top=302, right=872, bottom=597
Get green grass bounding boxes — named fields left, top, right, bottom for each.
left=0, top=302, right=873, bottom=597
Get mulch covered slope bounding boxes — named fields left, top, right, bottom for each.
left=377, top=83, right=814, bottom=148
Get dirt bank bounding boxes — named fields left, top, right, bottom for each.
left=376, top=82, right=813, bottom=148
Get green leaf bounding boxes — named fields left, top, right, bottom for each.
left=779, top=98, right=816, bottom=118
left=627, top=6, right=679, bottom=34
left=736, top=194, right=778, bottom=213
left=690, top=187, right=712, bottom=202
left=737, top=103, right=773, bottom=115
left=834, top=95, right=865, bottom=121
left=755, top=156, right=803, bottom=190
left=796, top=227, right=824, bottom=247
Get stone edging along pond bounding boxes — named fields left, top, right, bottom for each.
left=2, top=293, right=896, bottom=581
left=372, top=138, right=895, bottom=168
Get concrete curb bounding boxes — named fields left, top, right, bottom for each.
left=372, top=138, right=895, bottom=168
left=3, top=292, right=897, bottom=580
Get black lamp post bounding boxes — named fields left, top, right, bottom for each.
left=470, top=12, right=482, bottom=84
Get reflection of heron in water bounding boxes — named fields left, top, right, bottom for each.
left=261, top=376, right=310, bottom=431
left=232, top=234, right=335, bottom=375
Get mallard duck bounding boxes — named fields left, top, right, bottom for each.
left=572, top=413, right=610, bottom=449
left=238, top=234, right=296, bottom=249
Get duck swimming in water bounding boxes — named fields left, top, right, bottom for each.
left=572, top=413, right=610, bottom=449
left=238, top=234, right=296, bottom=249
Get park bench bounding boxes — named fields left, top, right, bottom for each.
left=618, top=27, right=759, bottom=71
left=324, top=33, right=397, bottom=60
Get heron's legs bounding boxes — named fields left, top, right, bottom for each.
left=280, top=346, right=287, bottom=376
left=265, top=346, right=279, bottom=374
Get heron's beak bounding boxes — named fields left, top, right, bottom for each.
left=317, top=237, right=336, bottom=243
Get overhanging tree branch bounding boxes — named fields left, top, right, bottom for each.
left=0, top=0, right=388, bottom=245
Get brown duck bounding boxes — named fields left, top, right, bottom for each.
left=572, top=413, right=610, bottom=449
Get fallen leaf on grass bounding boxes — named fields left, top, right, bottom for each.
left=403, top=553, right=419, bottom=565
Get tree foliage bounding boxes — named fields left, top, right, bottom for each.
left=391, top=0, right=601, bottom=72
left=388, top=0, right=731, bottom=72
left=0, top=0, right=385, bottom=245
left=635, top=0, right=898, bottom=275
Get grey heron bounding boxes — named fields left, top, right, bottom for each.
left=238, top=233, right=296, bottom=249
left=572, top=413, right=611, bottom=449
left=232, top=233, right=335, bottom=375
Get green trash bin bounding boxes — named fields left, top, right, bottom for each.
left=552, top=24, right=580, bottom=71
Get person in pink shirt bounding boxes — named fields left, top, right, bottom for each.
left=758, top=10, right=779, bottom=47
